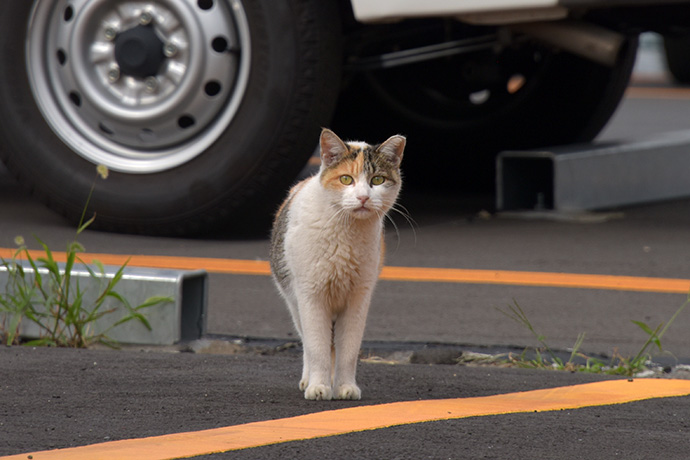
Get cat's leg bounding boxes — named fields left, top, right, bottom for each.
left=281, top=294, right=310, bottom=391
left=330, top=342, right=336, bottom=386
left=293, top=314, right=311, bottom=392
left=299, top=350, right=310, bottom=391
left=298, top=298, right=334, bottom=401
left=332, top=291, right=372, bottom=400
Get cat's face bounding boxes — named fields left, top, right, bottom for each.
left=319, top=129, right=405, bottom=220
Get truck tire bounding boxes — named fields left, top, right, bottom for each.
left=0, top=0, right=341, bottom=235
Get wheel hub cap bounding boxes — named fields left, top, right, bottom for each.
left=114, top=25, right=165, bottom=78
left=26, top=0, right=251, bottom=173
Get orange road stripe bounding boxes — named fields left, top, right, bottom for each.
left=0, top=249, right=271, bottom=276
left=0, top=248, right=688, bottom=294
left=626, top=85, right=690, bottom=99
left=4, top=379, right=690, bottom=460
left=379, top=266, right=690, bottom=294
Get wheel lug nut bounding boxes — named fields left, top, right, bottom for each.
left=144, top=76, right=159, bottom=93
left=163, top=43, right=178, bottom=58
left=104, top=26, right=117, bottom=41
left=139, top=11, right=153, bottom=26
left=107, top=66, right=120, bottom=83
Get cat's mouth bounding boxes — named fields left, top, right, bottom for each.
left=352, top=205, right=374, bottom=217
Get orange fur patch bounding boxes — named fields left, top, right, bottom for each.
left=320, top=153, right=365, bottom=190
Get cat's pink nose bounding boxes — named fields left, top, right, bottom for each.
left=357, top=196, right=369, bottom=204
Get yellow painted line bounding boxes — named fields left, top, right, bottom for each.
left=4, top=379, right=690, bottom=460
left=0, top=249, right=271, bottom=276
left=379, top=266, right=690, bottom=294
left=1, top=248, right=688, bottom=294
left=626, top=85, right=690, bottom=99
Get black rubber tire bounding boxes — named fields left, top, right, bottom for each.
left=664, top=35, right=690, bottom=84
left=0, top=0, right=341, bottom=236
left=332, top=33, right=638, bottom=189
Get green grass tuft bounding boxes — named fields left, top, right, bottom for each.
left=496, top=294, right=689, bottom=377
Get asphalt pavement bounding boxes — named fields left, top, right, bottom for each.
left=2, top=346, right=690, bottom=459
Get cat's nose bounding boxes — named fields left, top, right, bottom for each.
left=357, top=195, right=369, bottom=204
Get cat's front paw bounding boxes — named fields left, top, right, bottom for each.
left=334, top=383, right=361, bottom=400
left=304, top=383, right=332, bottom=401
left=299, top=378, right=309, bottom=391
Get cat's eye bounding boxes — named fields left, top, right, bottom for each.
left=371, top=176, right=385, bottom=186
left=339, top=175, right=354, bottom=186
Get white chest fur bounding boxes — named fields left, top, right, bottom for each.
left=283, top=177, right=383, bottom=314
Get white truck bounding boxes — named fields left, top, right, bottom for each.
left=0, top=0, right=688, bottom=234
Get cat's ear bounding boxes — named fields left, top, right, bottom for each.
left=320, top=128, right=349, bottom=168
left=377, top=135, right=405, bottom=167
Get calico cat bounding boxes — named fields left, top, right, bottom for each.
left=269, top=128, right=405, bottom=400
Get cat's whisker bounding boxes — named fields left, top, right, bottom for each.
left=323, top=204, right=348, bottom=229
left=388, top=203, right=417, bottom=247
left=339, top=206, right=353, bottom=225
left=382, top=210, right=402, bottom=252
left=392, top=202, right=417, bottom=229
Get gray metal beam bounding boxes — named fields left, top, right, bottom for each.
left=497, top=130, right=690, bottom=212
left=1, top=263, right=207, bottom=345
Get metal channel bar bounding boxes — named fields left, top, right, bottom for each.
left=496, top=130, right=690, bottom=212
left=344, top=35, right=496, bottom=71
left=0, top=263, right=207, bottom=345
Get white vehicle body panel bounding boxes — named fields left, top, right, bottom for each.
left=350, top=0, right=562, bottom=23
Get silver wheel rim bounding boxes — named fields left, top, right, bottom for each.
left=26, top=0, right=251, bottom=173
